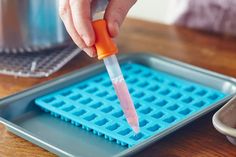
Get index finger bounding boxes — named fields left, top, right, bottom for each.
left=69, top=0, right=95, bottom=47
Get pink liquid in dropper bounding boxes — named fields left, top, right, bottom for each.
left=112, top=77, right=140, bottom=133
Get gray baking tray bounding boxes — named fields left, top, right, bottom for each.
left=213, top=95, right=236, bottom=145
left=0, top=53, right=236, bottom=157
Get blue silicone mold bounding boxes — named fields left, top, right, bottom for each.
left=35, top=63, right=227, bottom=147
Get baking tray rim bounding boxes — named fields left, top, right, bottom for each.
left=212, top=96, right=236, bottom=137
left=0, top=52, right=236, bottom=157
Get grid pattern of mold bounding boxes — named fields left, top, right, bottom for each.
left=35, top=63, right=227, bottom=147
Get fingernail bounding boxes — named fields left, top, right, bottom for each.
left=108, top=21, right=120, bottom=37
left=114, top=22, right=120, bottom=35
left=84, top=47, right=96, bottom=57
left=83, top=36, right=92, bottom=47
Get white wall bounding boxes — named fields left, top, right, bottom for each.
left=127, top=0, right=173, bottom=24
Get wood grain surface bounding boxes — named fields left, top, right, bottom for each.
left=0, top=18, right=236, bottom=157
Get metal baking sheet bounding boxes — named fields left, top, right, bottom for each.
left=0, top=53, right=236, bottom=157
left=213, top=95, right=236, bottom=145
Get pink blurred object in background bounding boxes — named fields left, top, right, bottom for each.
left=172, top=0, right=236, bottom=36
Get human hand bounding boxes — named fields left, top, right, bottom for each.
left=59, top=0, right=137, bottom=57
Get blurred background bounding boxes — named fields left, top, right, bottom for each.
left=127, top=0, right=173, bottom=24
left=128, top=0, right=236, bottom=36
left=0, top=0, right=235, bottom=78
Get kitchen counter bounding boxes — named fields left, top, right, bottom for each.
left=0, top=18, right=236, bottom=156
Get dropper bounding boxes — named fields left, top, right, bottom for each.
left=92, top=19, right=140, bottom=133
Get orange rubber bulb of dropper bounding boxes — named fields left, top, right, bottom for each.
left=92, top=19, right=118, bottom=60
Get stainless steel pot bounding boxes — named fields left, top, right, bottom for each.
left=0, top=0, right=70, bottom=53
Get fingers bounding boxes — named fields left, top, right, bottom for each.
left=69, top=0, right=95, bottom=47
left=59, top=0, right=135, bottom=57
left=59, top=0, right=96, bottom=57
left=105, top=0, right=137, bottom=37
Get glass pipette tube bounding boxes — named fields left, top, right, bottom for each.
left=103, top=54, right=139, bottom=133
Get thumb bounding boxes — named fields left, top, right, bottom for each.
left=104, top=0, right=137, bottom=37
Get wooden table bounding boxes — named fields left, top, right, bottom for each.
left=0, top=18, right=236, bottom=156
